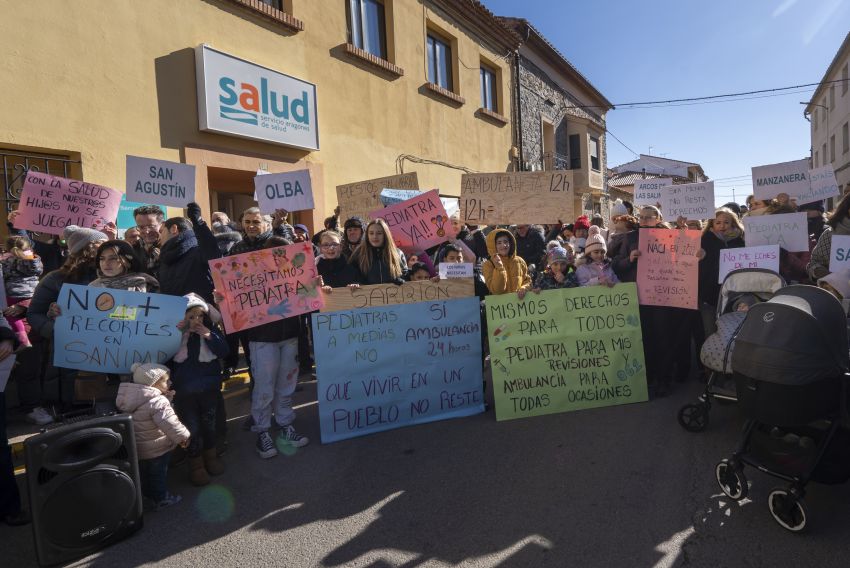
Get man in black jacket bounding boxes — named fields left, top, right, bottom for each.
left=157, top=203, right=220, bottom=302
left=514, top=224, right=546, bottom=274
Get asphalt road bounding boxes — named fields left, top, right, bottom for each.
left=4, top=377, right=850, bottom=568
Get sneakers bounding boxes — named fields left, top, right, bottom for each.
left=26, top=407, right=54, bottom=426
left=153, top=493, right=182, bottom=512
left=278, top=425, right=309, bottom=448
left=256, top=431, right=278, bottom=459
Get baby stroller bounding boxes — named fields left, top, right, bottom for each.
left=714, top=285, right=850, bottom=532
left=678, top=269, right=786, bottom=432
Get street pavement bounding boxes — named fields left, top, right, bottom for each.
left=4, top=376, right=850, bottom=567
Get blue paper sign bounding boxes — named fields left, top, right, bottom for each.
left=312, top=297, right=484, bottom=443
left=116, top=194, right=153, bottom=229
left=53, top=284, right=187, bottom=373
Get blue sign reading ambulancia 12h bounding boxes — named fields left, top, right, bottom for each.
left=195, top=44, right=319, bottom=151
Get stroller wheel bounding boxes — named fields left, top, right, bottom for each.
left=715, top=459, right=748, bottom=500
left=768, top=489, right=807, bottom=532
left=678, top=403, right=709, bottom=432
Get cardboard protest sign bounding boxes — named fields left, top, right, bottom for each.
left=209, top=243, right=323, bottom=333
left=751, top=159, right=810, bottom=201
left=125, top=156, right=196, bottom=208
left=17, top=171, right=122, bottom=236
left=660, top=181, right=715, bottom=221
left=635, top=229, right=700, bottom=309
left=829, top=235, right=850, bottom=273
left=53, top=285, right=186, bottom=373
left=460, top=171, right=574, bottom=225
left=486, top=284, right=648, bottom=421
left=438, top=263, right=474, bottom=279
left=321, top=278, right=473, bottom=312
left=336, top=172, right=420, bottom=221
left=799, top=165, right=841, bottom=205
left=718, top=245, right=780, bottom=283
left=254, top=169, right=315, bottom=213
left=380, top=188, right=420, bottom=207
left=743, top=212, right=808, bottom=252
left=369, top=190, right=454, bottom=252
left=313, top=297, right=484, bottom=443
left=633, top=178, right=672, bottom=208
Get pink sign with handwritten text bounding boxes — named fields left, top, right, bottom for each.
left=635, top=229, right=700, bottom=310
left=369, top=189, right=454, bottom=252
left=209, top=243, right=324, bottom=333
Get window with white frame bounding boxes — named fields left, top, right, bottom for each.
left=480, top=65, right=497, bottom=111
left=589, top=136, right=600, bottom=171
left=348, top=0, right=387, bottom=59
left=427, top=33, right=452, bottom=91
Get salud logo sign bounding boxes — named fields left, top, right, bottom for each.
left=195, top=44, right=319, bottom=151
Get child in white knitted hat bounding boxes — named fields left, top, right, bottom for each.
left=116, top=362, right=189, bottom=511
left=576, top=226, right=619, bottom=287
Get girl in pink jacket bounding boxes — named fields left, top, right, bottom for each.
left=116, top=363, right=190, bottom=511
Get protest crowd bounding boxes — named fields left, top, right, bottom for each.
left=1, top=167, right=847, bottom=530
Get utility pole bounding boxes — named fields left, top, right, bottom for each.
left=732, top=188, right=736, bottom=204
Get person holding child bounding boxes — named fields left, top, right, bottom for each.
left=116, top=363, right=190, bottom=511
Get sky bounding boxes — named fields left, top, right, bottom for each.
left=482, top=0, right=850, bottom=204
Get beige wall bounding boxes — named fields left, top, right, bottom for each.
left=0, top=0, right=514, bottom=230
left=810, top=51, right=850, bottom=193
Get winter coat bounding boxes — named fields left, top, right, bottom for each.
left=0, top=254, right=43, bottom=298
left=89, top=272, right=160, bottom=293
left=808, top=218, right=850, bottom=280
left=317, top=256, right=359, bottom=288
left=214, top=229, right=242, bottom=256
left=170, top=329, right=229, bottom=393
left=7, top=223, right=66, bottom=274
left=533, top=267, right=578, bottom=289
left=132, top=241, right=160, bottom=277
left=351, top=248, right=407, bottom=285
left=481, top=229, right=531, bottom=295
left=115, top=382, right=189, bottom=460
left=158, top=224, right=220, bottom=302
left=27, top=267, right=98, bottom=339
left=514, top=226, right=546, bottom=269
left=576, top=260, right=620, bottom=287
left=699, top=230, right=745, bottom=305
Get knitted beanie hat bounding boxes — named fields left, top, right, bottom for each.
left=548, top=246, right=569, bottom=263
left=184, top=293, right=209, bottom=313
left=584, top=225, right=607, bottom=255
left=574, top=215, right=591, bottom=232
left=610, top=199, right=628, bottom=218
left=130, top=362, right=169, bottom=387
left=63, top=225, right=108, bottom=255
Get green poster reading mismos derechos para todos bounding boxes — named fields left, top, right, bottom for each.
left=486, top=283, right=649, bottom=421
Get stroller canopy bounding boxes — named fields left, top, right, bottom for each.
left=731, top=285, right=850, bottom=385
left=716, top=268, right=785, bottom=318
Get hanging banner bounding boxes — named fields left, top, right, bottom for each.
left=209, top=243, right=324, bottom=333
left=660, top=181, right=715, bottom=221
left=743, top=212, right=808, bottom=252
left=635, top=228, right=700, bottom=309
left=751, top=159, right=810, bottom=201
left=53, top=285, right=186, bottom=374
left=321, top=278, right=473, bottom=312
left=633, top=178, right=672, bottom=208
left=718, top=245, right=780, bottom=283
left=16, top=172, right=122, bottom=236
left=486, top=284, right=648, bottom=421
left=460, top=171, right=574, bottom=225
left=313, top=297, right=484, bottom=443
left=369, top=189, right=455, bottom=252
left=125, top=156, right=196, bottom=208
left=336, top=172, right=420, bottom=221
left=254, top=169, right=315, bottom=213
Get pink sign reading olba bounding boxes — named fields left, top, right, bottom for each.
left=16, top=171, right=122, bottom=236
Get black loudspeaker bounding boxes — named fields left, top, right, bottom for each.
left=24, top=414, right=143, bottom=566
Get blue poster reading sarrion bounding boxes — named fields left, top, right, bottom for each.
left=312, top=297, right=484, bottom=443
left=53, top=284, right=187, bottom=374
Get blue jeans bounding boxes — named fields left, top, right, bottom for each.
left=138, top=452, right=171, bottom=503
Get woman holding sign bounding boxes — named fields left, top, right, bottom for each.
left=349, top=219, right=407, bottom=285
left=698, top=208, right=745, bottom=336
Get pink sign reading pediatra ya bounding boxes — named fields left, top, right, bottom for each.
left=208, top=243, right=324, bottom=333
left=17, top=171, right=122, bottom=236
left=369, top=189, right=455, bottom=252
left=636, top=228, right=700, bottom=310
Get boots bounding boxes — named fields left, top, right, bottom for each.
left=202, top=448, right=225, bottom=476
left=188, top=456, right=210, bottom=486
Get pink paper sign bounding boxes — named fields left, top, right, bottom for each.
left=369, top=189, right=455, bottom=252
left=636, top=228, right=700, bottom=309
left=209, top=243, right=324, bottom=333
left=17, top=171, right=122, bottom=236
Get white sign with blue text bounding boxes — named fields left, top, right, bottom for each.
left=195, top=44, right=319, bottom=150
left=126, top=156, right=196, bottom=208
left=829, top=235, right=850, bottom=273
left=254, top=170, right=315, bottom=213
